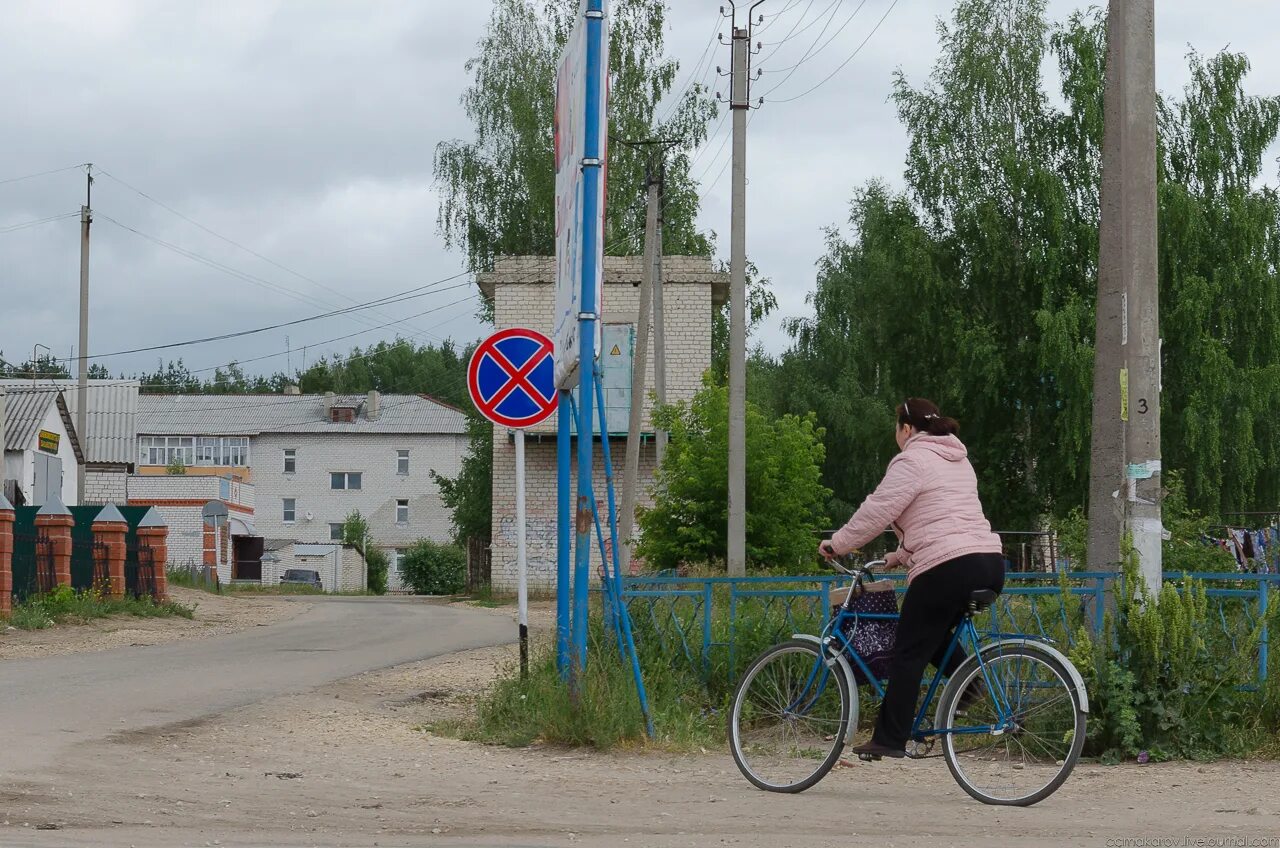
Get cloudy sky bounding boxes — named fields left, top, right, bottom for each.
left=2, top=0, right=1276, bottom=387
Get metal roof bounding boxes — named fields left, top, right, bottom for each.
left=136, top=393, right=467, bottom=436
left=2, top=388, right=86, bottom=463
left=0, top=380, right=138, bottom=465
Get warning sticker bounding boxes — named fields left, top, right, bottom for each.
left=609, top=344, right=621, bottom=356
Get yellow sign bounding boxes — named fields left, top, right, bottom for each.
left=609, top=344, right=621, bottom=356
left=1119, top=368, right=1129, bottom=422
left=38, top=430, right=60, bottom=454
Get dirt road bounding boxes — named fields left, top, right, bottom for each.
left=1, top=602, right=1276, bottom=848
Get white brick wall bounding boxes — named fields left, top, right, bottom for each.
left=252, top=432, right=467, bottom=550
left=146, top=504, right=206, bottom=569
left=125, top=475, right=255, bottom=572
left=482, top=256, right=722, bottom=592
left=83, top=469, right=127, bottom=505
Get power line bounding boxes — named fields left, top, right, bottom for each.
left=95, top=167, right=440, bottom=339
left=0, top=211, right=81, bottom=234
left=688, top=110, right=730, bottom=170
left=43, top=238, right=474, bottom=364
left=757, top=0, right=848, bottom=97
left=753, top=0, right=807, bottom=35
left=41, top=229, right=643, bottom=387
left=707, top=111, right=757, bottom=191
left=759, top=0, right=869, bottom=75
left=758, top=0, right=838, bottom=46
left=147, top=292, right=479, bottom=385
left=764, top=0, right=901, bottom=104
left=0, top=164, right=89, bottom=187
left=657, top=11, right=724, bottom=125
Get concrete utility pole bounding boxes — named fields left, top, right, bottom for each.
left=1090, top=0, right=1162, bottom=595
left=652, top=163, right=668, bottom=467
left=76, top=165, right=93, bottom=504
left=619, top=164, right=660, bottom=572
left=726, top=4, right=763, bottom=577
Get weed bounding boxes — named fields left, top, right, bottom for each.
left=7, top=585, right=195, bottom=631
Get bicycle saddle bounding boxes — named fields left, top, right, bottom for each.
left=968, top=589, right=998, bottom=612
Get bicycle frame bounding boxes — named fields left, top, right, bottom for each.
left=811, top=603, right=1020, bottom=743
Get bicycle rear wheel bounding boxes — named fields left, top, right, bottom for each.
left=936, top=644, right=1085, bottom=806
left=729, top=639, right=852, bottom=793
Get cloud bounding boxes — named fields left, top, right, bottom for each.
left=2, top=0, right=1276, bottom=378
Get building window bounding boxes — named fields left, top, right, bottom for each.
left=282, top=498, right=296, bottom=523
left=330, top=472, right=362, bottom=490
left=138, top=436, right=194, bottom=467
left=396, top=499, right=409, bottom=524
left=283, top=449, right=296, bottom=474
left=141, top=436, right=250, bottom=467
left=330, top=523, right=345, bottom=541
left=222, top=436, right=250, bottom=466
left=397, top=450, right=410, bottom=475
left=394, top=548, right=407, bottom=573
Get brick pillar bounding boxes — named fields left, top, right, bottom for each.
left=137, top=521, right=169, bottom=602
left=0, top=496, right=13, bottom=617
left=35, top=507, right=74, bottom=590
left=93, top=506, right=129, bottom=600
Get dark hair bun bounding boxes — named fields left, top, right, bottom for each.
left=897, top=398, right=960, bottom=436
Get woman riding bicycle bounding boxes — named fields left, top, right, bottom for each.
left=819, top=397, right=1005, bottom=760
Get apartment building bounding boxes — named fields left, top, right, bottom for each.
left=135, top=390, right=468, bottom=589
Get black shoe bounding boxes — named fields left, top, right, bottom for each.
left=955, top=679, right=987, bottom=717
left=850, top=741, right=906, bottom=761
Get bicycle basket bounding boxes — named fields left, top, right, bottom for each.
left=833, top=580, right=898, bottom=685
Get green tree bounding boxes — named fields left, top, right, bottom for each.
left=0, top=353, right=70, bottom=379
left=343, top=511, right=388, bottom=595
left=780, top=0, right=1280, bottom=526
left=433, top=0, right=717, bottom=278
left=400, top=539, right=467, bottom=595
left=636, top=380, right=830, bottom=573
left=432, top=414, right=494, bottom=545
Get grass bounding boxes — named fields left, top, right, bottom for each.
left=436, top=580, right=1280, bottom=761
left=7, top=585, right=196, bottom=631
left=226, top=582, right=326, bottom=595
left=167, top=567, right=222, bottom=594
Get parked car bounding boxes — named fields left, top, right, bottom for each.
left=280, top=569, right=323, bottom=590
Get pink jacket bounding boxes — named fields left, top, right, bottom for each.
left=829, top=432, right=1002, bottom=583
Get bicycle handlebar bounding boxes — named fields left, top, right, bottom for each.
left=821, top=554, right=884, bottom=583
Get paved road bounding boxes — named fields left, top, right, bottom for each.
left=0, top=596, right=513, bottom=778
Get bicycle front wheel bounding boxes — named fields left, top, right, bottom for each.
left=936, top=644, right=1086, bottom=806
left=729, top=638, right=853, bottom=793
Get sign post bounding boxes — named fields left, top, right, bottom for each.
left=468, top=328, right=558, bottom=679
left=555, top=0, right=609, bottom=688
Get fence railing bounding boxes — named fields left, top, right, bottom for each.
left=619, top=571, right=1278, bottom=687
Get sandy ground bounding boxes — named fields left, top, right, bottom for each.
left=2, top=598, right=1277, bottom=848
left=0, top=587, right=307, bottom=660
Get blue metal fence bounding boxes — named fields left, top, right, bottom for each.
left=619, top=571, right=1278, bottom=687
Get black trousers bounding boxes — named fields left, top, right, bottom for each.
left=872, top=552, right=1006, bottom=749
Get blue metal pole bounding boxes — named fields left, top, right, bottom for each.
left=572, top=0, right=605, bottom=687
left=557, top=390, right=572, bottom=678
left=1258, top=576, right=1269, bottom=684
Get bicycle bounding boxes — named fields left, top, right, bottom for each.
left=728, top=557, right=1088, bottom=806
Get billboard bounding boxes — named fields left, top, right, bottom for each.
left=553, top=0, right=608, bottom=389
